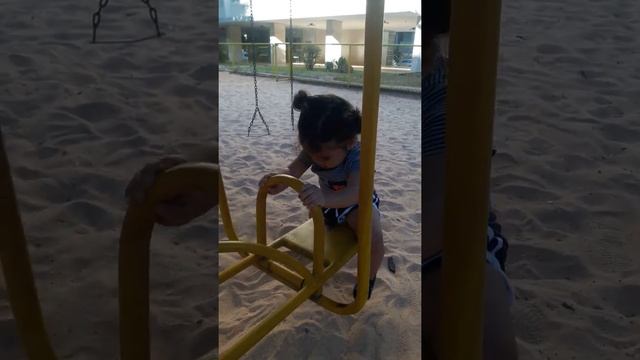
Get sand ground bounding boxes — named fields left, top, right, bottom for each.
left=1, top=1, right=218, bottom=359
left=494, top=0, right=640, bottom=358
left=218, top=71, right=422, bottom=359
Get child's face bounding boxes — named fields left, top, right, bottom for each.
left=305, top=140, right=354, bottom=170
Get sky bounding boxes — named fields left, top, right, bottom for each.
left=239, top=0, right=421, bottom=21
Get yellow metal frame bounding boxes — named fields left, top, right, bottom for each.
left=0, top=130, right=56, bottom=359
left=217, top=1, right=386, bottom=358
left=118, top=162, right=219, bottom=359
left=440, top=0, right=503, bottom=359
left=218, top=175, right=357, bottom=359
left=0, top=148, right=218, bottom=359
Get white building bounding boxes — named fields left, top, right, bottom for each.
left=219, top=0, right=421, bottom=70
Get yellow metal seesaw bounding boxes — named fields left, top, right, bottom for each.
left=0, top=129, right=218, bottom=359
left=217, top=0, right=386, bottom=358
left=218, top=0, right=384, bottom=360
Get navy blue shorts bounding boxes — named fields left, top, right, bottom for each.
left=422, top=211, right=509, bottom=273
left=322, top=192, right=381, bottom=227
left=422, top=211, right=514, bottom=305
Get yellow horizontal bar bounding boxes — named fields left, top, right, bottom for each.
left=219, top=238, right=304, bottom=290
left=219, top=253, right=259, bottom=284
left=219, top=241, right=313, bottom=283
left=220, top=283, right=320, bottom=360
left=255, top=259, right=305, bottom=290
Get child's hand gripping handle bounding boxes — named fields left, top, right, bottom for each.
left=256, top=174, right=325, bottom=277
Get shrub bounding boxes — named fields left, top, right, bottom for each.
left=336, top=56, right=352, bottom=73
left=325, top=61, right=334, bottom=71
left=303, top=44, right=321, bottom=70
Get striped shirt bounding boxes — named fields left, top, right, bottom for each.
left=422, top=55, right=447, bottom=157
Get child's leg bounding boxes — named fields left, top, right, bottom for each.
left=422, top=262, right=518, bottom=359
left=346, top=205, right=384, bottom=280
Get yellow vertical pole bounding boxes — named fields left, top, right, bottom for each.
left=119, top=204, right=154, bottom=360
left=440, top=0, right=502, bottom=359
left=0, top=131, right=57, bottom=359
left=350, top=0, right=384, bottom=313
left=219, top=174, right=239, bottom=241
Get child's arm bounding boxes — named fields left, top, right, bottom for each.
left=300, top=170, right=361, bottom=209
left=259, top=151, right=311, bottom=194
left=322, top=170, right=360, bottom=208
left=287, top=151, right=312, bottom=178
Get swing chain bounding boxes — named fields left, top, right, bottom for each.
left=247, top=0, right=270, bottom=136
left=289, top=0, right=295, bottom=131
left=91, top=0, right=162, bottom=43
left=141, top=0, right=162, bottom=37
left=91, top=0, right=110, bottom=43
left=250, top=0, right=260, bottom=110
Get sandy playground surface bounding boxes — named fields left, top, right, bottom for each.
left=492, top=0, right=640, bottom=358
left=218, top=71, right=422, bottom=359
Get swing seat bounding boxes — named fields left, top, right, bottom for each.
left=278, top=219, right=357, bottom=269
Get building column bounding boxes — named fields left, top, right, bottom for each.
left=227, top=24, right=243, bottom=64
left=381, top=31, right=390, bottom=66
left=325, top=19, right=343, bottom=63
left=270, top=22, right=287, bottom=65
left=411, top=17, right=422, bottom=72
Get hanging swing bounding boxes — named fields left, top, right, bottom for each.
left=246, top=0, right=271, bottom=137
left=90, top=0, right=164, bottom=44
left=246, top=0, right=296, bottom=135
left=289, top=0, right=295, bottom=131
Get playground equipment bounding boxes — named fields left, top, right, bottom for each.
left=245, top=0, right=296, bottom=136
left=218, top=0, right=385, bottom=358
left=245, top=0, right=270, bottom=136
left=90, top=0, right=163, bottom=44
left=0, top=138, right=218, bottom=359
left=0, top=0, right=502, bottom=358
left=441, top=0, right=502, bottom=358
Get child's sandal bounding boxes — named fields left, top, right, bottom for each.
left=352, top=277, right=377, bottom=300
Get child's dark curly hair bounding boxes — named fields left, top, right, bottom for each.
left=424, top=0, right=450, bottom=37
left=293, top=90, right=361, bottom=153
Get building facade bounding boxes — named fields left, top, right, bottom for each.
left=219, top=2, right=421, bottom=70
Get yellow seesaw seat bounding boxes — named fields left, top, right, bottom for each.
left=279, top=218, right=357, bottom=270
left=219, top=174, right=359, bottom=296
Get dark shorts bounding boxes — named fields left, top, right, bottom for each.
left=422, top=211, right=513, bottom=304
left=322, top=192, right=381, bottom=227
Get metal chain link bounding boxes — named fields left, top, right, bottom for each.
left=141, top=0, right=162, bottom=37
left=91, top=0, right=162, bottom=43
left=289, top=0, right=294, bottom=131
left=91, top=0, right=110, bottom=43
left=247, top=0, right=270, bottom=136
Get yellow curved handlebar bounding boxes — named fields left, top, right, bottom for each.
left=256, top=174, right=325, bottom=277
left=119, top=162, right=218, bottom=360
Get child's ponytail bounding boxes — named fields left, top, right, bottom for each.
left=293, top=90, right=309, bottom=111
